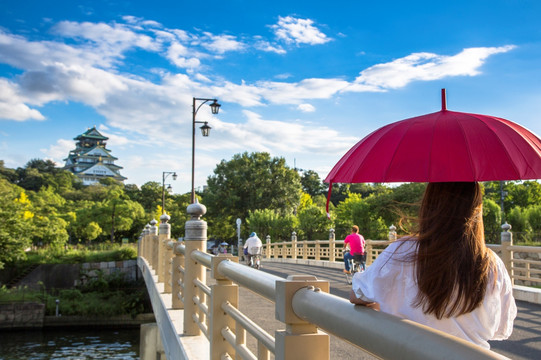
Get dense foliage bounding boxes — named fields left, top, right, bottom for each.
left=1, top=154, right=541, bottom=270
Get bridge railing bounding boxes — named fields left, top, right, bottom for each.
left=263, top=224, right=541, bottom=287
left=138, top=203, right=511, bottom=360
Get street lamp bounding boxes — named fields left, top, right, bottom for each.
left=162, top=171, right=177, bottom=214
left=191, top=97, right=221, bottom=203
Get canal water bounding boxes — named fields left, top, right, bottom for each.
left=0, top=328, right=140, bottom=359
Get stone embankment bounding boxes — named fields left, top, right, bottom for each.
left=0, top=260, right=154, bottom=330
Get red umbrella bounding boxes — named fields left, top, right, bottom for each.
left=324, top=89, right=541, bottom=216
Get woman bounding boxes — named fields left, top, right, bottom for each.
left=349, top=182, right=516, bottom=349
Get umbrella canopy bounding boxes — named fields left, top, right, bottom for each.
left=324, top=89, right=541, bottom=215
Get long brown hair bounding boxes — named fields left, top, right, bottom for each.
left=413, top=182, right=495, bottom=319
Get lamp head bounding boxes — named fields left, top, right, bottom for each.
left=172, top=172, right=178, bottom=181
left=210, top=100, right=221, bottom=114
left=200, top=122, right=211, bottom=137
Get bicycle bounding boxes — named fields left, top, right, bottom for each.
left=345, top=252, right=365, bottom=285
left=248, top=246, right=262, bottom=270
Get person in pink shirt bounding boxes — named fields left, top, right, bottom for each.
left=343, top=225, right=365, bottom=274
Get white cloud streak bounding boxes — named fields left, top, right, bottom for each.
left=271, top=16, right=331, bottom=45
left=350, top=46, right=516, bottom=91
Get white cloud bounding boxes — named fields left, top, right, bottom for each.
left=193, top=110, right=356, bottom=160
left=167, top=42, right=201, bottom=68
left=201, top=32, right=245, bottom=54
left=254, top=39, right=286, bottom=54
left=41, top=138, right=74, bottom=165
left=0, top=79, right=45, bottom=121
left=271, top=16, right=331, bottom=45
left=53, top=20, right=161, bottom=58
left=297, top=103, right=315, bottom=112
left=257, top=78, right=350, bottom=104
left=351, top=46, right=516, bottom=90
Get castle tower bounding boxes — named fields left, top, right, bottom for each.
left=63, top=126, right=127, bottom=185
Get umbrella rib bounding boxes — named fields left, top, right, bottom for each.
left=463, top=113, right=522, bottom=180
left=381, top=119, right=418, bottom=182
left=456, top=113, right=479, bottom=180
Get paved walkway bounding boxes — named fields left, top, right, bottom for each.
left=238, top=261, right=541, bottom=360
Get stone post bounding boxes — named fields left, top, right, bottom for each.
left=388, top=224, right=397, bottom=242
left=329, top=229, right=335, bottom=262
left=501, top=222, right=514, bottom=284
left=158, top=214, right=171, bottom=283
left=171, top=239, right=185, bottom=309
left=183, top=200, right=207, bottom=335
left=164, top=239, right=175, bottom=293
left=137, top=233, right=142, bottom=258
left=291, top=231, right=297, bottom=259
left=143, top=224, right=151, bottom=261
left=209, top=254, right=239, bottom=359
left=275, top=275, right=330, bottom=360
left=266, top=235, right=271, bottom=259
left=149, top=220, right=158, bottom=269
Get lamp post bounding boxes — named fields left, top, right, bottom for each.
left=162, top=171, right=177, bottom=214
left=191, top=97, right=221, bottom=204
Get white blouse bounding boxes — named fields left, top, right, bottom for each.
left=351, top=238, right=517, bottom=349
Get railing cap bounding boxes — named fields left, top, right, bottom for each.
left=150, top=218, right=158, bottom=226
left=502, top=222, right=512, bottom=232
left=160, top=213, right=171, bottom=223
left=187, top=199, right=207, bottom=219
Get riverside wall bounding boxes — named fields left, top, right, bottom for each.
left=0, top=260, right=153, bottom=330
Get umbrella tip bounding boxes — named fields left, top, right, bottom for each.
left=441, top=88, right=447, bottom=111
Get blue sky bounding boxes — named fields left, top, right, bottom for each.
left=1, top=0, right=540, bottom=194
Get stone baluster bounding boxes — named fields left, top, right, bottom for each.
left=266, top=235, right=271, bottom=259
left=149, top=220, right=158, bottom=269
left=329, top=229, right=335, bottom=262
left=388, top=224, right=397, bottom=242
left=209, top=254, right=239, bottom=358
left=291, top=231, right=297, bottom=259
left=183, top=200, right=207, bottom=335
left=501, top=222, right=514, bottom=284
left=171, top=239, right=185, bottom=309
left=158, top=214, right=170, bottom=283
left=143, top=224, right=151, bottom=262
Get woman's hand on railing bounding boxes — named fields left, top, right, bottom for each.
left=349, top=290, right=380, bottom=311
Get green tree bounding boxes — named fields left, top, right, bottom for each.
left=91, top=184, right=146, bottom=242
left=507, top=206, right=532, bottom=233
left=0, top=179, right=33, bottom=268
left=82, top=221, right=102, bottom=244
left=526, top=205, right=541, bottom=234
left=0, top=160, right=17, bottom=182
left=483, top=198, right=502, bottom=243
left=204, top=152, right=301, bottom=239
left=300, top=170, right=327, bottom=197
left=246, top=208, right=297, bottom=242
left=297, top=204, right=329, bottom=240
left=29, top=186, right=69, bottom=249
left=334, top=193, right=388, bottom=240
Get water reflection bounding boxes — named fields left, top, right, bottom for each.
left=0, top=328, right=139, bottom=359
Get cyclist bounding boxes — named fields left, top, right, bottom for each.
left=343, top=225, right=365, bottom=274
left=244, top=232, right=262, bottom=266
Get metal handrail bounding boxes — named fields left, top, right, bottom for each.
left=291, top=287, right=508, bottom=360
left=217, top=259, right=279, bottom=301
left=221, top=327, right=257, bottom=360
left=221, top=301, right=275, bottom=353
left=191, top=249, right=212, bottom=267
